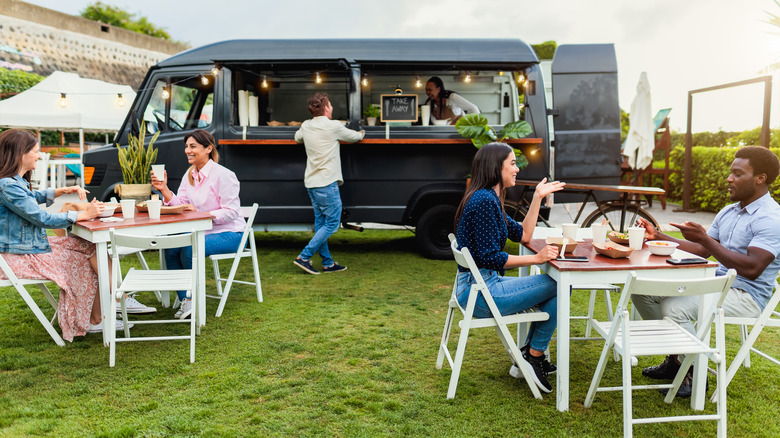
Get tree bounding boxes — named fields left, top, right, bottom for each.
left=80, top=2, right=171, bottom=40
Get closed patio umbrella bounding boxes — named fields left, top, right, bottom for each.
left=623, top=72, right=654, bottom=173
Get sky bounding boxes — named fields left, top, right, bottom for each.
left=21, top=0, right=780, bottom=133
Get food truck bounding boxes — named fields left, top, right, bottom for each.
left=82, top=39, right=622, bottom=258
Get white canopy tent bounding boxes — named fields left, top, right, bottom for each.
left=0, top=71, right=136, bottom=186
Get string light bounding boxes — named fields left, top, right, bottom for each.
left=201, top=76, right=209, bottom=86
left=517, top=72, right=526, bottom=84
left=315, top=72, right=322, bottom=84
left=161, top=87, right=170, bottom=100
left=464, top=72, right=471, bottom=84
left=415, top=75, right=422, bottom=88
left=261, top=75, right=268, bottom=88
left=499, top=71, right=504, bottom=76
left=58, top=93, right=67, bottom=108
left=116, top=93, right=125, bottom=107
left=211, top=66, right=220, bottom=76
left=361, top=74, right=368, bottom=87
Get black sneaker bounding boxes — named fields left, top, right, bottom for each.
left=322, top=263, right=347, bottom=273
left=659, top=368, right=709, bottom=398
left=642, top=355, right=680, bottom=380
left=520, top=344, right=556, bottom=374
left=293, top=258, right=319, bottom=275
left=522, top=349, right=553, bottom=394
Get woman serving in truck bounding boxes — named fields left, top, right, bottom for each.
left=424, top=76, right=480, bottom=125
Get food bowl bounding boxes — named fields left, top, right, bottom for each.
left=646, top=240, right=679, bottom=256
left=546, top=236, right=578, bottom=254
left=607, top=231, right=630, bottom=245
left=593, top=241, right=633, bottom=259
left=432, top=119, right=450, bottom=126
left=98, top=204, right=117, bottom=217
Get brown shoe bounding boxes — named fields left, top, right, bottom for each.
left=642, top=355, right=680, bottom=380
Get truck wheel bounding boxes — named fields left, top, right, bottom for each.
left=416, top=205, right=456, bottom=259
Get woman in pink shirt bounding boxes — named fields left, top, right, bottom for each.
left=151, top=129, right=245, bottom=319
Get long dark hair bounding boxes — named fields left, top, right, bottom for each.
left=424, top=76, right=453, bottom=104
left=0, top=129, right=38, bottom=187
left=454, top=142, right=514, bottom=230
left=183, top=129, right=219, bottom=186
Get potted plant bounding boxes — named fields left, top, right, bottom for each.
left=115, top=120, right=159, bottom=202
left=363, top=104, right=380, bottom=126
left=455, top=114, right=531, bottom=169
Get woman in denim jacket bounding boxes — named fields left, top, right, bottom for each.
left=454, top=142, right=565, bottom=394
left=0, top=129, right=116, bottom=341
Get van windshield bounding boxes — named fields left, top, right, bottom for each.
left=142, top=76, right=214, bottom=134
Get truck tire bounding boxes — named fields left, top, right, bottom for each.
left=416, top=205, right=457, bottom=259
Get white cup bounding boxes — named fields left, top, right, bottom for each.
left=120, top=199, right=136, bottom=219
left=151, top=164, right=165, bottom=181
left=420, top=105, right=430, bottom=126
left=146, top=199, right=162, bottom=220
left=591, top=224, right=607, bottom=244
left=561, top=223, right=578, bottom=241
left=628, top=226, right=645, bottom=250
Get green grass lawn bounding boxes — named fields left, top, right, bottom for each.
left=1, top=229, right=778, bottom=437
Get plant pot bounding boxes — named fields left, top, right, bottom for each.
left=115, top=183, right=152, bottom=203
left=366, top=117, right=377, bottom=126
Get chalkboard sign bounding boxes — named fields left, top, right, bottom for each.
left=380, top=94, right=418, bottom=122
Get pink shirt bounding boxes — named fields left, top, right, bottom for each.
left=165, top=160, right=245, bottom=235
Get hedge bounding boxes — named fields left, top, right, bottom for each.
left=667, top=146, right=780, bottom=212
left=0, top=68, right=44, bottom=95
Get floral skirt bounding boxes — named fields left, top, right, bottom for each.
left=1, top=236, right=98, bottom=342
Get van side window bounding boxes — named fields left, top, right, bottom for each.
left=230, top=67, right=350, bottom=127
left=359, top=71, right=520, bottom=126
left=142, top=76, right=214, bottom=134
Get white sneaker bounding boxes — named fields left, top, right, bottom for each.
left=116, top=295, right=156, bottom=314
left=88, top=320, right=134, bottom=334
left=174, top=298, right=192, bottom=319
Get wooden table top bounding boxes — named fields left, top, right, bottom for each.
left=74, top=211, right=213, bottom=232
left=525, top=239, right=718, bottom=272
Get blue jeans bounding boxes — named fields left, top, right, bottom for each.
left=298, top=182, right=342, bottom=267
left=455, top=269, right=558, bottom=352
left=164, top=231, right=243, bottom=301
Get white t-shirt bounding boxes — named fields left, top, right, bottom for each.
left=294, top=116, right=365, bottom=188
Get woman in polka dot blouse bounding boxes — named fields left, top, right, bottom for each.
left=454, top=142, right=565, bottom=393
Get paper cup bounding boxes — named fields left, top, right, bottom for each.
left=420, top=105, right=430, bottom=126
left=561, top=223, right=578, bottom=241
left=628, top=226, right=645, bottom=250
left=590, top=224, right=607, bottom=244
left=151, top=164, right=165, bottom=181
left=146, top=200, right=162, bottom=220
left=120, top=199, right=136, bottom=219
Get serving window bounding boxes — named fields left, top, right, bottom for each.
left=230, top=64, right=350, bottom=128
left=358, top=69, right=522, bottom=126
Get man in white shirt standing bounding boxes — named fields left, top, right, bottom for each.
left=293, top=92, right=364, bottom=274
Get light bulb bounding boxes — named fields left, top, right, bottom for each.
left=499, top=71, right=504, bottom=76
left=117, top=93, right=125, bottom=107
left=316, top=72, right=322, bottom=84
left=415, top=75, right=422, bottom=88
left=517, top=73, right=525, bottom=84
left=201, top=76, right=209, bottom=85
left=261, top=75, right=268, bottom=88
left=161, top=88, right=170, bottom=100
left=211, top=67, right=219, bottom=76
left=464, top=73, right=471, bottom=84
left=58, top=93, right=67, bottom=108
left=361, top=74, right=368, bottom=87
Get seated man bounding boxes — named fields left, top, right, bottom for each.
left=634, top=146, right=780, bottom=397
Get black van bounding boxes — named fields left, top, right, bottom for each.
left=82, top=39, right=622, bottom=258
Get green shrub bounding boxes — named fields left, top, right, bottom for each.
left=668, top=146, right=780, bottom=212
left=0, top=68, right=43, bottom=95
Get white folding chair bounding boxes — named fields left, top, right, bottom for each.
left=710, top=276, right=780, bottom=402
left=30, top=152, right=50, bottom=190
left=584, top=269, right=736, bottom=438
left=207, top=204, right=262, bottom=317
left=109, top=228, right=199, bottom=367
left=0, top=253, right=64, bottom=346
left=435, top=234, right=550, bottom=399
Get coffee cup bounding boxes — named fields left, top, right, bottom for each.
left=420, top=105, right=430, bottom=126
left=590, top=224, right=607, bottom=244
left=146, top=199, right=162, bottom=220
left=628, top=226, right=645, bottom=250
left=120, top=199, right=136, bottom=219
left=561, top=223, right=578, bottom=241
left=151, top=164, right=165, bottom=181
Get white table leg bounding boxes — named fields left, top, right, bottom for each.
left=557, top=271, right=573, bottom=411
left=197, top=230, right=206, bottom=328
left=50, top=163, right=57, bottom=190
left=95, top=241, right=111, bottom=347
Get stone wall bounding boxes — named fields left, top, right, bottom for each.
left=0, top=0, right=189, bottom=89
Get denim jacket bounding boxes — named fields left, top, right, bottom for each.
left=0, top=175, right=78, bottom=254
